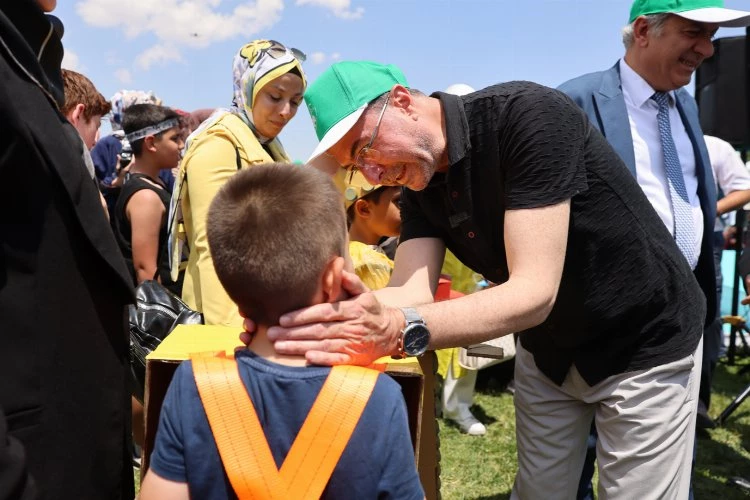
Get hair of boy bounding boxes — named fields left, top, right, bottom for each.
left=207, top=163, right=347, bottom=325
left=122, top=104, right=180, bottom=156
left=60, top=69, right=111, bottom=120
left=346, top=186, right=389, bottom=227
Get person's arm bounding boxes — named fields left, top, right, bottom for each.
left=139, top=470, right=190, bottom=500
left=375, top=236, right=446, bottom=306
left=184, top=131, right=249, bottom=325
left=396, top=200, right=568, bottom=349
left=717, top=189, right=750, bottom=216
left=145, top=362, right=192, bottom=498
left=269, top=200, right=569, bottom=365
left=127, top=188, right=165, bottom=283
left=711, top=137, right=750, bottom=215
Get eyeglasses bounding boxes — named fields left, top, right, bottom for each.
left=346, top=93, right=390, bottom=183
left=264, top=40, right=306, bottom=63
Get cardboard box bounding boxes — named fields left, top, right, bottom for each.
left=141, top=324, right=440, bottom=498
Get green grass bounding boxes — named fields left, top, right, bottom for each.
left=438, top=358, right=750, bottom=499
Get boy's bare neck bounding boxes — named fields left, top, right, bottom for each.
left=348, top=223, right=380, bottom=246
left=246, top=325, right=309, bottom=367
left=129, top=157, right=162, bottom=180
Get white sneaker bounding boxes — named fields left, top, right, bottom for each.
left=447, top=414, right=486, bottom=436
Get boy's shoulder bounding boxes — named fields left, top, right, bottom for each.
left=174, top=352, right=402, bottom=395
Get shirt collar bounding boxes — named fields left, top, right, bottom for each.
left=427, top=91, right=474, bottom=225
left=619, top=58, right=676, bottom=108
left=431, top=91, right=471, bottom=167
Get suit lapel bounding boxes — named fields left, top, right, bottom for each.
left=594, top=64, right=637, bottom=176
left=675, top=90, right=717, bottom=223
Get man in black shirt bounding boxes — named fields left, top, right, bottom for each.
left=258, top=61, right=705, bottom=498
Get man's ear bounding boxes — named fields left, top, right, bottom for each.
left=632, top=16, right=651, bottom=46
left=68, top=103, right=85, bottom=126
left=354, top=198, right=371, bottom=219
left=390, top=84, right=413, bottom=112
left=321, top=256, right=345, bottom=303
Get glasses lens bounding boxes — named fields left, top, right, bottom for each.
left=291, top=48, right=306, bottom=62
left=356, top=147, right=380, bottom=169
left=264, top=41, right=305, bottom=62
left=265, top=46, right=287, bottom=59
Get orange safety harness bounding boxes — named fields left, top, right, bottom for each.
left=191, top=352, right=380, bottom=499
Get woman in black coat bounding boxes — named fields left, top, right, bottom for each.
left=0, top=1, right=135, bottom=498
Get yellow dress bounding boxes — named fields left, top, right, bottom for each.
left=178, top=113, right=290, bottom=327
left=349, top=241, right=394, bottom=290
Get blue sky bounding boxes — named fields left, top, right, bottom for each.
left=54, top=0, right=750, bottom=162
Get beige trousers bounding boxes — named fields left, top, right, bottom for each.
left=511, top=337, right=702, bottom=500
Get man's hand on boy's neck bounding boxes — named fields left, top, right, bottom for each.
left=241, top=255, right=349, bottom=367
left=244, top=325, right=309, bottom=367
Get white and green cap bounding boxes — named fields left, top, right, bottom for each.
left=304, top=61, right=408, bottom=173
left=629, top=0, right=750, bottom=26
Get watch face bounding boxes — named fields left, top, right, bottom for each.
left=403, top=324, right=430, bottom=356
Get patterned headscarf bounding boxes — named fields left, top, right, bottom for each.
left=168, top=40, right=306, bottom=282
left=188, top=40, right=306, bottom=146
left=109, top=90, right=162, bottom=130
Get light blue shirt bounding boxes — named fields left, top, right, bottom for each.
left=619, top=58, right=703, bottom=270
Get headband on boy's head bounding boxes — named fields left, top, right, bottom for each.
left=125, top=118, right=180, bottom=143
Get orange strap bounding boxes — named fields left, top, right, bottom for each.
left=191, top=352, right=379, bottom=500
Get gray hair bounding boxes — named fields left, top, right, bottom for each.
left=622, top=13, right=671, bottom=48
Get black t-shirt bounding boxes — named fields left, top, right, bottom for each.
left=114, top=173, right=179, bottom=293
left=400, top=82, right=705, bottom=385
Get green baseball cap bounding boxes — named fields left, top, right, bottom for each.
left=304, top=61, right=408, bottom=173
left=629, top=0, right=750, bottom=26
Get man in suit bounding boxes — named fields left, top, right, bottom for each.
left=0, top=1, right=135, bottom=498
left=559, top=0, right=750, bottom=497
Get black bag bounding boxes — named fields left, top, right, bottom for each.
left=129, top=279, right=203, bottom=402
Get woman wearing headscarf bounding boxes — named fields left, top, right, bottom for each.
left=169, top=39, right=306, bottom=326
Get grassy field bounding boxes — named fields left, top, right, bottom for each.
left=438, top=357, right=750, bottom=499
left=134, top=356, right=750, bottom=499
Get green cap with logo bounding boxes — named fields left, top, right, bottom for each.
left=304, top=61, right=408, bottom=173
left=629, top=0, right=750, bottom=26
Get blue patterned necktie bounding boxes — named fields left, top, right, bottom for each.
left=651, top=91, right=695, bottom=264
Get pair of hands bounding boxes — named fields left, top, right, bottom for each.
left=240, top=271, right=403, bottom=366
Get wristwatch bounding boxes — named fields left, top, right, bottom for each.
left=394, top=307, right=431, bottom=358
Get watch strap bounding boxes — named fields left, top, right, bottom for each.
left=401, top=307, right=424, bottom=325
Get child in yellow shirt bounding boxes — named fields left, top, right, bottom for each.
left=344, top=171, right=401, bottom=290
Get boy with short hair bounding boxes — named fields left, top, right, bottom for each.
left=60, top=69, right=111, bottom=150
left=345, top=170, right=402, bottom=290
left=140, top=163, right=424, bottom=499
left=114, top=103, right=184, bottom=450
left=113, top=104, right=183, bottom=290
left=61, top=68, right=112, bottom=217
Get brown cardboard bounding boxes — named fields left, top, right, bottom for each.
left=140, top=325, right=439, bottom=498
